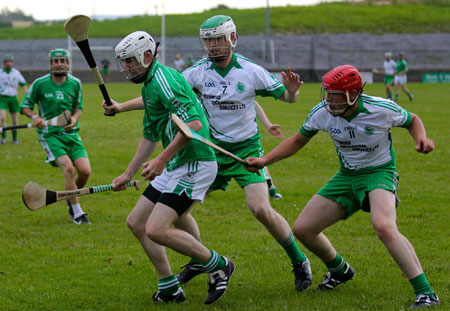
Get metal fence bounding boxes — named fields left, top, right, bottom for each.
left=1, top=33, right=449, bottom=82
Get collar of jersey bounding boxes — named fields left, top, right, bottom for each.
left=146, top=60, right=161, bottom=84
left=208, top=53, right=243, bottom=78
left=343, top=96, right=370, bottom=122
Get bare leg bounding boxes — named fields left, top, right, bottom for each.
left=369, top=189, right=423, bottom=279
left=244, top=182, right=290, bottom=241
left=293, top=194, right=346, bottom=262
left=127, top=196, right=173, bottom=279
left=146, top=203, right=211, bottom=263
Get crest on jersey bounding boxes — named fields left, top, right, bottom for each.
left=236, top=82, right=245, bottom=93
left=364, top=126, right=375, bottom=136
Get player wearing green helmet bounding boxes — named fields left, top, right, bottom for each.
left=178, top=15, right=311, bottom=292
left=0, top=53, right=28, bottom=144
left=49, top=48, right=70, bottom=76
left=20, top=48, right=91, bottom=225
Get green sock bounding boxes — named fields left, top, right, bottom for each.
left=387, top=93, right=392, bottom=99
left=325, top=253, right=347, bottom=276
left=158, top=275, right=179, bottom=294
left=409, top=273, right=435, bottom=297
left=1, top=131, right=5, bottom=140
left=279, top=232, right=307, bottom=264
left=12, top=130, right=17, bottom=142
left=202, top=250, right=226, bottom=273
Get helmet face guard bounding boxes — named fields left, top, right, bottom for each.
left=49, top=49, right=70, bottom=76
left=200, top=36, right=234, bottom=63
left=321, top=65, right=364, bottom=116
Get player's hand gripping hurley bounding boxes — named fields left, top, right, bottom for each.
left=64, top=15, right=114, bottom=116
left=0, top=110, right=71, bottom=133
left=171, top=114, right=259, bottom=174
left=22, top=181, right=141, bottom=211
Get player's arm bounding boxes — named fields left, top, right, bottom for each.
left=21, top=107, right=45, bottom=129
left=279, top=67, right=303, bottom=103
left=103, top=96, right=144, bottom=114
left=141, top=119, right=201, bottom=181
left=246, top=132, right=311, bottom=171
left=406, top=113, right=434, bottom=154
left=21, top=84, right=28, bottom=94
left=255, top=101, right=283, bottom=138
left=113, top=137, right=159, bottom=190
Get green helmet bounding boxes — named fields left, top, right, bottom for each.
left=49, top=48, right=70, bottom=60
left=49, top=49, right=70, bottom=75
left=200, top=15, right=237, bottom=48
left=2, top=54, right=14, bottom=62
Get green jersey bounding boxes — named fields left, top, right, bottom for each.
left=142, top=60, right=215, bottom=171
left=20, top=73, right=82, bottom=135
left=396, top=59, right=408, bottom=74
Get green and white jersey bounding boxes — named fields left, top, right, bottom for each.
left=142, top=60, right=215, bottom=171
left=300, top=94, right=412, bottom=173
left=0, top=68, right=27, bottom=96
left=396, top=59, right=408, bottom=74
left=20, top=73, right=82, bottom=135
left=383, top=59, right=396, bottom=76
left=183, top=53, right=286, bottom=144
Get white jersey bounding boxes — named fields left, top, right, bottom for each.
left=383, top=60, right=396, bottom=76
left=0, top=68, right=27, bottom=96
left=300, top=94, right=412, bottom=171
left=183, top=53, right=286, bottom=143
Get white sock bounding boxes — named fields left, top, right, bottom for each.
left=71, top=203, right=84, bottom=219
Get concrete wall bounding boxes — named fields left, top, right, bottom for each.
left=1, top=33, right=449, bottom=83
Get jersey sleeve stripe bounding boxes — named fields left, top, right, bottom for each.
left=155, top=69, right=175, bottom=100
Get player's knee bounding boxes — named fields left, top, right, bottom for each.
left=146, top=225, right=167, bottom=245
left=78, top=167, right=91, bottom=181
left=249, top=203, right=271, bottom=223
left=62, top=166, right=76, bottom=180
left=373, top=222, right=397, bottom=243
left=293, top=221, right=310, bottom=241
left=126, top=214, right=141, bottom=234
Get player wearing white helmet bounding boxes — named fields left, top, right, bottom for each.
left=246, top=65, right=439, bottom=309
left=20, top=48, right=91, bottom=225
left=178, top=15, right=312, bottom=292
left=105, top=30, right=235, bottom=305
left=0, top=53, right=28, bottom=144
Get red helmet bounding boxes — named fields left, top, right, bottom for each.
left=321, top=65, right=362, bottom=93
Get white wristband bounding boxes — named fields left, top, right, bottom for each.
left=31, top=115, right=38, bottom=119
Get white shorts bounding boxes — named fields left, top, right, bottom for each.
left=395, top=75, right=407, bottom=85
left=151, top=160, right=217, bottom=202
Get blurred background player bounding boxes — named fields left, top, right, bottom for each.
left=394, top=52, right=414, bottom=102
left=255, top=101, right=283, bottom=199
left=173, top=53, right=184, bottom=72
left=246, top=65, right=439, bottom=309
left=105, top=31, right=234, bottom=305
left=372, top=52, right=396, bottom=100
left=179, top=15, right=311, bottom=292
left=101, top=58, right=110, bottom=82
left=0, top=53, right=28, bottom=144
left=20, top=49, right=91, bottom=225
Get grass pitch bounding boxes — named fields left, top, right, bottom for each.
left=0, top=82, right=448, bottom=310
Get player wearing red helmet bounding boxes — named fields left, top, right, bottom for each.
left=246, top=65, right=439, bottom=309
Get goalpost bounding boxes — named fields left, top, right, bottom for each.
left=67, top=36, right=114, bottom=74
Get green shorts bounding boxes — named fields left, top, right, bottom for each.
left=38, top=132, right=88, bottom=166
left=384, top=75, right=395, bottom=85
left=317, top=169, right=399, bottom=219
left=0, top=96, right=20, bottom=113
left=210, top=140, right=267, bottom=191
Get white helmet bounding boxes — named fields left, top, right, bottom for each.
left=115, top=31, right=157, bottom=83
left=200, top=15, right=237, bottom=62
